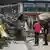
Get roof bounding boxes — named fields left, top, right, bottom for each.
left=23, top=12, right=41, bottom=17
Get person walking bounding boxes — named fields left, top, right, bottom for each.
left=33, top=21, right=40, bottom=46
left=43, top=20, right=49, bottom=45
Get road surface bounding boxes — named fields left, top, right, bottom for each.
left=0, top=41, right=29, bottom=50
left=0, top=37, right=50, bottom=50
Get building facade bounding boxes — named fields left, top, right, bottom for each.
left=18, top=1, right=50, bottom=13
left=0, top=0, right=50, bottom=15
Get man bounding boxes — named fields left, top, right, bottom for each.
left=16, top=14, right=25, bottom=40
left=33, top=21, right=40, bottom=46
left=43, top=20, right=49, bottom=45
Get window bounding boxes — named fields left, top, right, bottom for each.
left=23, top=3, right=48, bottom=12
left=24, top=3, right=36, bottom=12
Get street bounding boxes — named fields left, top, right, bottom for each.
left=0, top=41, right=29, bottom=50
left=0, top=37, right=50, bottom=50
left=27, top=37, right=50, bottom=50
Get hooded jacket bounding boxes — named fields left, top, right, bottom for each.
left=33, top=23, right=40, bottom=33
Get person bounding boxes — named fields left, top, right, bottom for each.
left=16, top=14, right=25, bottom=40
left=33, top=21, right=40, bottom=46
left=43, top=20, right=49, bottom=45
left=0, top=19, right=5, bottom=38
left=0, top=19, right=9, bottom=39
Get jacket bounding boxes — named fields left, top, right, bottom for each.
left=33, top=23, right=40, bottom=33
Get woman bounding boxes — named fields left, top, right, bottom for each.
left=33, top=21, right=40, bottom=46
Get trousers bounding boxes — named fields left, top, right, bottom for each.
left=35, top=32, right=39, bottom=44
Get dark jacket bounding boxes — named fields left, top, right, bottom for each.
left=43, top=21, right=49, bottom=29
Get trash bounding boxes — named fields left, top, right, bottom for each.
left=29, top=41, right=34, bottom=45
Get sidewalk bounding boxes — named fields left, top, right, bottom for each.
left=27, top=37, right=50, bottom=50
left=0, top=41, right=29, bottom=50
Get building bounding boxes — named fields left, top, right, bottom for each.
left=18, top=1, right=50, bottom=13
left=18, top=0, right=50, bottom=23
left=0, top=0, right=50, bottom=16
